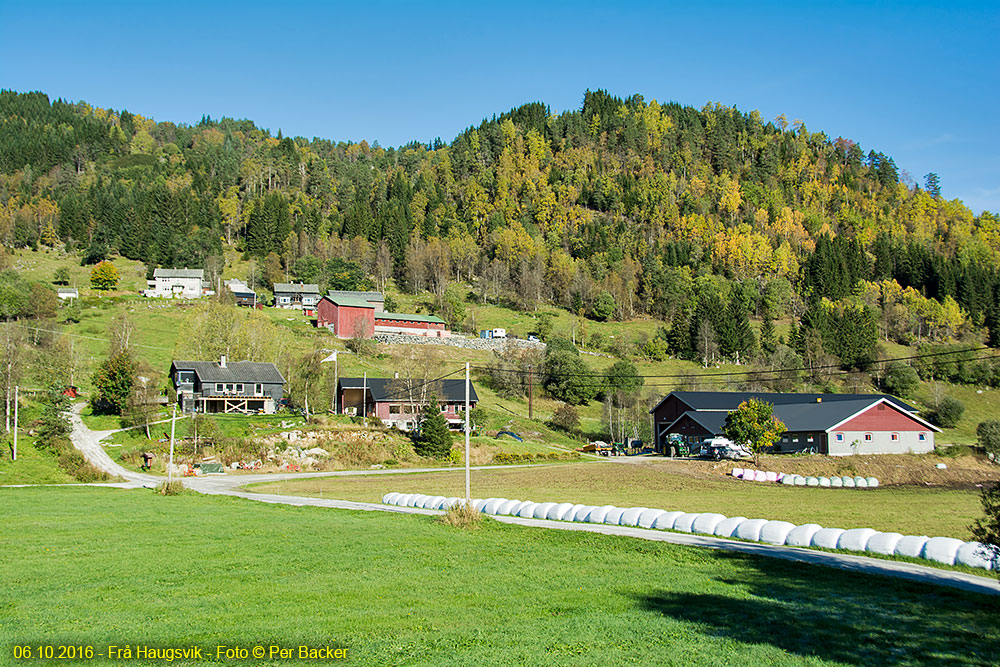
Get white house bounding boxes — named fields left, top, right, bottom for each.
left=145, top=268, right=206, bottom=299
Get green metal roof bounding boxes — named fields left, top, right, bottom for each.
left=375, top=311, right=446, bottom=324
left=326, top=295, right=375, bottom=308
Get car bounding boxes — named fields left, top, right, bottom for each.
left=699, top=437, right=752, bottom=461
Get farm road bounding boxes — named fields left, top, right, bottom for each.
left=66, top=404, right=1000, bottom=596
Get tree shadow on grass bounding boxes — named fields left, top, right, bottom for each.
left=636, top=553, right=1000, bottom=665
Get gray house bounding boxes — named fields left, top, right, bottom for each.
left=273, top=282, right=320, bottom=310
left=170, top=356, right=285, bottom=414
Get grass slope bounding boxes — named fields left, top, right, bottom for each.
left=2, top=487, right=998, bottom=666
left=251, top=461, right=988, bottom=540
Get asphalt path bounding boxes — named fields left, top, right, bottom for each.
left=63, top=404, right=1000, bottom=596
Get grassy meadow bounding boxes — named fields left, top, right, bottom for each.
left=2, top=486, right=998, bottom=666
left=250, top=459, right=994, bottom=540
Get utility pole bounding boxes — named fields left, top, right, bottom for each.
left=527, top=365, right=534, bottom=421
left=166, top=404, right=176, bottom=488
left=11, top=385, right=17, bottom=461
left=465, top=362, right=470, bottom=505
left=362, top=372, right=367, bottom=419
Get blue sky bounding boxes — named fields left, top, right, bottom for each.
left=1, top=1, right=998, bottom=213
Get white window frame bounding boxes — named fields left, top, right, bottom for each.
left=835, top=433, right=844, bottom=442
left=255, top=383, right=263, bottom=396
left=919, top=432, right=927, bottom=441
left=891, top=433, right=899, bottom=441
left=235, top=383, right=244, bottom=393
left=226, top=383, right=235, bottom=392
left=215, top=383, right=224, bottom=392
left=864, top=433, right=873, bottom=442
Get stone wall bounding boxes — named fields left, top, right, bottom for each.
left=373, top=333, right=545, bottom=352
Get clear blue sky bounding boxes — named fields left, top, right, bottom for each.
left=2, top=1, right=997, bottom=213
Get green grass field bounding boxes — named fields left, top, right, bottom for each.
left=2, top=486, right=997, bottom=666
left=250, top=461, right=987, bottom=540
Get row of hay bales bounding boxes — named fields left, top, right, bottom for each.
left=733, top=468, right=880, bottom=488
left=382, top=492, right=995, bottom=570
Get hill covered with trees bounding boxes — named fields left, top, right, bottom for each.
left=2, top=88, right=999, bottom=375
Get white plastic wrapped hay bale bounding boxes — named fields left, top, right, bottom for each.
left=785, top=523, right=823, bottom=547
left=806, top=477, right=819, bottom=487
left=759, top=521, right=796, bottom=545
left=765, top=471, right=779, bottom=482
left=473, top=498, right=493, bottom=512
left=651, top=511, right=684, bottom=530
left=482, top=498, right=508, bottom=514
left=894, top=535, right=929, bottom=558
left=853, top=477, right=869, bottom=489
left=922, top=536, right=964, bottom=565
left=732, top=467, right=744, bottom=478
left=672, top=513, right=701, bottom=533
left=547, top=502, right=577, bottom=521
left=532, top=502, right=557, bottom=519
left=866, top=532, right=904, bottom=555
left=753, top=470, right=767, bottom=482
left=425, top=496, right=448, bottom=510
left=408, top=494, right=429, bottom=508
left=830, top=477, right=843, bottom=488
left=842, top=477, right=856, bottom=488
left=587, top=505, right=617, bottom=524
left=496, top=499, right=521, bottom=515
left=383, top=492, right=400, bottom=505
left=603, top=507, right=628, bottom=525
left=811, top=528, right=846, bottom=549
left=692, top=513, right=727, bottom=535
left=781, top=475, right=796, bottom=485
left=572, top=505, right=598, bottom=522
left=637, top=509, right=668, bottom=528
left=713, top=517, right=748, bottom=538
left=866, top=477, right=879, bottom=488
left=442, top=497, right=462, bottom=510
left=793, top=475, right=806, bottom=486
left=735, top=518, right=769, bottom=541
left=955, top=542, right=995, bottom=570
left=563, top=504, right=586, bottom=521
left=818, top=477, right=831, bottom=487
left=837, top=528, right=877, bottom=552
left=619, top=507, right=650, bottom=526
left=516, top=502, right=538, bottom=518
left=395, top=493, right=414, bottom=507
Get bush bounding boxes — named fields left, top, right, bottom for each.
left=90, top=260, right=119, bottom=290
left=977, top=420, right=1000, bottom=459
left=345, top=336, right=377, bottom=356
left=438, top=502, right=483, bottom=529
left=932, top=396, right=965, bottom=428
left=589, top=291, right=615, bottom=321
left=549, top=403, right=580, bottom=433
left=882, top=361, right=919, bottom=397
left=51, top=438, right=111, bottom=482
left=156, top=480, right=186, bottom=495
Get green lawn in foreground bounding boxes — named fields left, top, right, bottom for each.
left=1, top=487, right=997, bottom=666
left=250, top=462, right=984, bottom=540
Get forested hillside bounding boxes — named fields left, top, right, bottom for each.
left=2, top=88, right=999, bottom=373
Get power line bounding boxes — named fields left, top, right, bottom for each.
left=11, top=323, right=175, bottom=351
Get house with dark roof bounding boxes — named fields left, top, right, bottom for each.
left=273, top=282, right=321, bottom=311
left=170, top=356, right=285, bottom=414
left=651, top=391, right=938, bottom=456
left=146, top=268, right=207, bottom=299
left=336, top=376, right=478, bottom=431
left=225, top=279, right=258, bottom=307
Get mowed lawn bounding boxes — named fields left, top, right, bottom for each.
left=251, top=462, right=986, bottom=540
left=1, top=487, right=998, bottom=666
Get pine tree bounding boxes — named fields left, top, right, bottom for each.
left=416, top=398, right=453, bottom=458
left=760, top=315, right=777, bottom=356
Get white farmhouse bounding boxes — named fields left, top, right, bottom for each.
left=146, top=268, right=206, bottom=299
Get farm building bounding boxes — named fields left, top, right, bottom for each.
left=316, top=295, right=449, bottom=338
left=650, top=391, right=939, bottom=456
left=145, top=268, right=208, bottom=299
left=326, top=290, right=385, bottom=311
left=170, top=355, right=285, bottom=414
left=336, top=377, right=478, bottom=431
left=273, top=282, right=321, bottom=311
left=225, top=279, right=259, bottom=307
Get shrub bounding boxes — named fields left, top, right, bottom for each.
left=51, top=438, right=111, bottom=482
left=643, top=336, right=668, bottom=361
left=156, top=480, right=186, bottom=495
left=438, top=502, right=483, bottom=529
left=977, top=420, right=1000, bottom=459
left=882, top=361, right=919, bottom=397
left=932, top=396, right=965, bottom=428
left=345, top=336, right=377, bottom=356
left=549, top=403, right=580, bottom=433
left=90, top=261, right=119, bottom=290
left=53, top=267, right=70, bottom=285
left=589, top=291, right=615, bottom=321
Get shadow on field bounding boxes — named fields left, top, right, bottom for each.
left=636, top=554, right=1000, bottom=665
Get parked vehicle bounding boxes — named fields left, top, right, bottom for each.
left=699, top=437, right=752, bottom=460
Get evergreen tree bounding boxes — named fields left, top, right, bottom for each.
left=760, top=315, right=777, bottom=356
left=416, top=398, right=452, bottom=457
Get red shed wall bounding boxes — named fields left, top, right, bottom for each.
left=337, top=306, right=374, bottom=338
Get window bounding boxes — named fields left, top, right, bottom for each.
left=792, top=436, right=799, bottom=443
left=255, top=384, right=263, bottom=395
left=440, top=404, right=448, bottom=412
left=226, top=383, right=235, bottom=392
left=457, top=404, right=466, bottom=412
left=891, top=433, right=899, bottom=441
left=919, top=433, right=927, bottom=441
left=235, top=384, right=244, bottom=393
left=864, top=433, right=873, bottom=442
left=389, top=405, right=401, bottom=415
left=835, top=433, right=844, bottom=442
left=216, top=383, right=224, bottom=392
left=807, top=435, right=814, bottom=443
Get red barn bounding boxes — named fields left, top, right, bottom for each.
left=317, top=295, right=375, bottom=338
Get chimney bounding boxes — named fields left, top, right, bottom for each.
left=220, top=355, right=227, bottom=369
